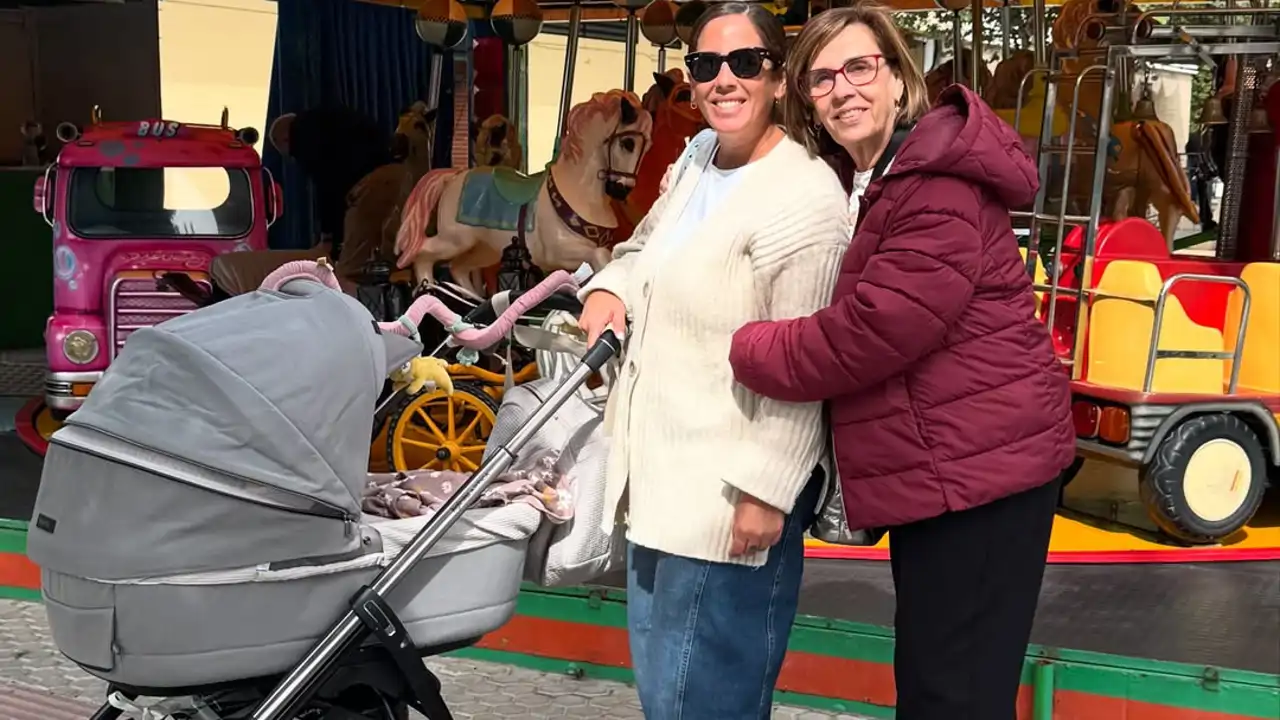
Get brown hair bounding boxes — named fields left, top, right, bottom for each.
left=781, top=2, right=929, bottom=161
left=689, top=2, right=788, bottom=66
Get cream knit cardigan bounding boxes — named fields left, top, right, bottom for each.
left=581, top=130, right=851, bottom=567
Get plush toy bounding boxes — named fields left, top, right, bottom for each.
left=390, top=356, right=454, bottom=397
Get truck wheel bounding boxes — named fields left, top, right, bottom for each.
left=1139, top=413, right=1268, bottom=545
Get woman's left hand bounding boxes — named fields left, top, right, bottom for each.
left=730, top=493, right=785, bottom=556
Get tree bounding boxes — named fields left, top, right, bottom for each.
left=893, top=6, right=1061, bottom=63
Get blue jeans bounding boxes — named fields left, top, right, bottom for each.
left=625, top=472, right=822, bottom=720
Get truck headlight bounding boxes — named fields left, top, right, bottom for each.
left=63, top=330, right=99, bottom=365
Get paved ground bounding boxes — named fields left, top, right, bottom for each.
left=0, top=599, right=869, bottom=719
left=0, top=349, right=44, bottom=398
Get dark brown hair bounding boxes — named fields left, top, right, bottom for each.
left=780, top=2, right=929, bottom=163
left=688, top=1, right=788, bottom=72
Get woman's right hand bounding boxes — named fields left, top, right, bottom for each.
left=579, top=290, right=628, bottom=346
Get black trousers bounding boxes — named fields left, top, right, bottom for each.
left=888, top=475, right=1060, bottom=720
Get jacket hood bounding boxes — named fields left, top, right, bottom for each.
left=886, top=85, right=1039, bottom=208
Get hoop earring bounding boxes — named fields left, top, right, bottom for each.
left=690, top=100, right=697, bottom=110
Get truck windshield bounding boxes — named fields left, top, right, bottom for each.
left=67, top=166, right=253, bottom=239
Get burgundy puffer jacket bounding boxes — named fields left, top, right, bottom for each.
left=729, top=86, right=1075, bottom=530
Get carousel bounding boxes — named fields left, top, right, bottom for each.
left=4, top=2, right=1278, bottom=717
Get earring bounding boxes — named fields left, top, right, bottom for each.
left=690, top=100, right=697, bottom=110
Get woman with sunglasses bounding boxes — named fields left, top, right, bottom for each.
left=575, top=3, right=850, bottom=717
left=727, top=4, right=1075, bottom=719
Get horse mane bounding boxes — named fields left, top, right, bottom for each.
left=560, top=89, right=653, bottom=164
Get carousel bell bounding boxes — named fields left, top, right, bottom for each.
left=1132, top=94, right=1158, bottom=121
left=1200, top=96, right=1228, bottom=126
left=1247, top=106, right=1272, bottom=133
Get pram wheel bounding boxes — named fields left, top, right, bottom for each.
left=332, top=684, right=411, bottom=720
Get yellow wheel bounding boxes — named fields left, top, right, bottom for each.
left=386, top=379, right=500, bottom=472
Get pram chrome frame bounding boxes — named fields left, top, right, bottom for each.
left=257, top=329, right=618, bottom=720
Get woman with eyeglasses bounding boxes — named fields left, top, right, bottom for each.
left=727, top=4, right=1075, bottom=719
left=574, top=2, right=850, bottom=717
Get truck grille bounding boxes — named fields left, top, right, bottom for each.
left=110, top=276, right=207, bottom=357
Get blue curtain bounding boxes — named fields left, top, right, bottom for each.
left=263, top=0, right=444, bottom=249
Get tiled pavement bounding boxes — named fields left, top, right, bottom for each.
left=0, top=600, right=871, bottom=719
left=0, top=349, right=43, bottom=398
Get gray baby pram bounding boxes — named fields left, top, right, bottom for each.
left=26, top=266, right=620, bottom=720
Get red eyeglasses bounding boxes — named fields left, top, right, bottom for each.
left=804, top=54, right=885, bottom=98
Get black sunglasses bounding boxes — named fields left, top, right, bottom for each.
left=684, top=47, right=781, bottom=84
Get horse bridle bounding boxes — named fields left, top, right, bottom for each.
left=599, top=120, right=649, bottom=186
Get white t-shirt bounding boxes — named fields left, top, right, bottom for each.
left=848, top=168, right=874, bottom=220
left=659, top=158, right=747, bottom=260
left=848, top=156, right=895, bottom=224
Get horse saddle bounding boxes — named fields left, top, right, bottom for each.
left=493, top=167, right=546, bottom=205
left=456, top=167, right=544, bottom=234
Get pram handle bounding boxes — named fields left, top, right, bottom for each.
left=250, top=326, right=621, bottom=720
left=377, top=271, right=580, bottom=350
left=582, top=328, right=621, bottom=372
left=255, top=258, right=586, bottom=352
left=462, top=286, right=584, bottom=326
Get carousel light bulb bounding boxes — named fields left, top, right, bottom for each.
left=490, top=0, right=543, bottom=47
left=674, top=0, right=708, bottom=46
left=640, top=0, right=678, bottom=47
left=415, top=0, right=469, bottom=49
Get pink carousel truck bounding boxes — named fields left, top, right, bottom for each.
left=33, top=107, right=281, bottom=416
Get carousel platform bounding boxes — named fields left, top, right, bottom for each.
left=806, top=500, right=1280, bottom=564
left=806, top=460, right=1280, bottom=564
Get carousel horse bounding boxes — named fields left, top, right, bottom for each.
left=474, top=114, right=524, bottom=170
left=984, top=51, right=1071, bottom=157
left=395, top=90, right=653, bottom=297
left=1049, top=0, right=1198, bottom=249
left=316, top=100, right=438, bottom=282
left=925, top=54, right=992, bottom=106
left=625, top=69, right=706, bottom=222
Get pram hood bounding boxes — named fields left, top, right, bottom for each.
left=28, top=279, right=422, bottom=580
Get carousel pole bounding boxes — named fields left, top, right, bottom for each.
left=428, top=54, right=446, bottom=114
left=1000, top=0, right=1011, bottom=60
left=1273, top=144, right=1280, bottom=261
left=624, top=11, right=640, bottom=92
left=970, top=0, right=984, bottom=90
left=951, top=11, right=964, bottom=84
left=508, top=43, right=529, bottom=172
left=1031, top=0, right=1047, bottom=67
left=657, top=44, right=667, bottom=73
left=556, top=0, right=583, bottom=144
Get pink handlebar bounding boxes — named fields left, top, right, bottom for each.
left=258, top=260, right=581, bottom=351
left=377, top=271, right=580, bottom=349
left=260, top=259, right=344, bottom=294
